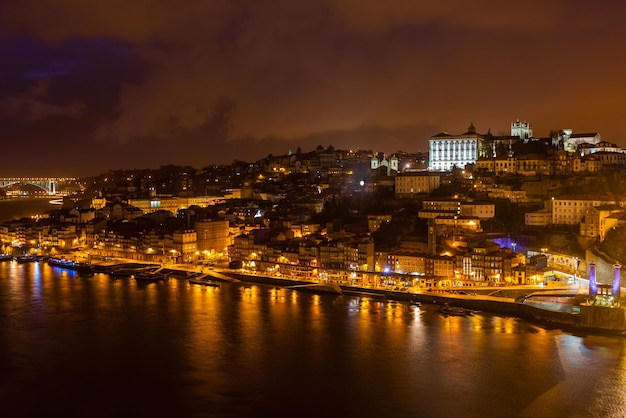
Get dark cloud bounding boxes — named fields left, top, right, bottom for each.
left=1, top=1, right=626, bottom=176
left=0, top=79, right=85, bottom=122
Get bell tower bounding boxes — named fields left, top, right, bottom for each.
left=511, top=119, right=532, bottom=139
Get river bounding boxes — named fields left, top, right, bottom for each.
left=1, top=262, right=625, bottom=418
left=0, top=198, right=58, bottom=223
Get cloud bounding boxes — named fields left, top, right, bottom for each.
left=1, top=0, right=626, bottom=176
left=0, top=78, right=85, bottom=122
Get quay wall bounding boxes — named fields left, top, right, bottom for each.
left=578, top=304, right=626, bottom=332
left=400, top=292, right=626, bottom=334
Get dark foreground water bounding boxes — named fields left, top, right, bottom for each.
left=1, top=262, right=626, bottom=418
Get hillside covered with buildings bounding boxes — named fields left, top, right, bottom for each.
left=2, top=120, right=626, bottom=290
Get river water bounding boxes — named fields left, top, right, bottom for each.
left=0, top=198, right=57, bottom=223
left=1, top=261, right=626, bottom=418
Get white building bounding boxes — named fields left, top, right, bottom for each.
left=578, top=141, right=625, bottom=156
left=511, top=120, right=533, bottom=139
left=371, top=154, right=399, bottom=175
left=428, top=123, right=483, bottom=171
left=556, top=130, right=601, bottom=152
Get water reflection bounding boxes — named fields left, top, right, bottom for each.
left=2, top=263, right=626, bottom=417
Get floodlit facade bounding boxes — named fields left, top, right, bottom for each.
left=428, top=123, right=483, bottom=171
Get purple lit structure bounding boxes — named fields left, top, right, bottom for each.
left=613, top=263, right=621, bottom=298
left=589, top=263, right=598, bottom=296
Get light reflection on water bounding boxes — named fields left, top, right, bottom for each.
left=1, top=262, right=626, bottom=417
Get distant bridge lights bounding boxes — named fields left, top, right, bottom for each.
left=0, top=177, right=78, bottom=195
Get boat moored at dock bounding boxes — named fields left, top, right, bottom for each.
left=15, top=254, right=38, bottom=263
left=132, top=267, right=168, bottom=282
left=287, top=282, right=343, bottom=295
left=188, top=274, right=220, bottom=287
left=47, top=257, right=94, bottom=274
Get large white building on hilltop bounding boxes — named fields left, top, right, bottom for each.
left=429, top=120, right=535, bottom=171
left=428, top=119, right=617, bottom=172
left=428, top=123, right=483, bottom=171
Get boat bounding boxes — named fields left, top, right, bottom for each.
left=288, top=282, right=343, bottom=295
left=188, top=275, right=220, bottom=287
left=15, top=254, right=37, bottom=263
left=47, top=257, right=94, bottom=274
left=410, top=300, right=422, bottom=307
left=132, top=268, right=167, bottom=282
left=108, top=264, right=160, bottom=277
left=439, top=303, right=473, bottom=316
left=133, top=272, right=167, bottom=282
left=108, top=267, right=139, bottom=277
left=0, top=254, right=13, bottom=262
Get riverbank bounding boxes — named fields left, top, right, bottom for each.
left=70, top=258, right=626, bottom=336
left=215, top=269, right=626, bottom=336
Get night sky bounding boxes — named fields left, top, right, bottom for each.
left=1, top=1, right=626, bottom=177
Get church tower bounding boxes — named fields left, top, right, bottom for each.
left=511, top=119, right=532, bottom=139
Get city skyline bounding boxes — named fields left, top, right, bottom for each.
left=2, top=1, right=626, bottom=177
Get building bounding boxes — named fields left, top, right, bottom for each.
left=195, top=218, right=230, bottom=256
left=425, top=255, right=455, bottom=278
left=371, top=154, right=399, bottom=175
left=525, top=210, right=551, bottom=227
left=510, top=120, right=533, bottom=139
left=428, top=123, right=484, bottom=171
left=579, top=205, right=625, bottom=241
left=459, top=201, right=495, bottom=220
left=387, top=250, right=427, bottom=275
left=418, top=199, right=494, bottom=221
left=171, top=230, right=197, bottom=263
left=367, top=214, right=392, bottom=232
left=433, top=216, right=482, bottom=235
left=578, top=141, right=625, bottom=156
left=421, top=198, right=461, bottom=213
left=394, top=172, right=441, bottom=197
left=552, top=196, right=624, bottom=226
left=555, top=130, right=601, bottom=152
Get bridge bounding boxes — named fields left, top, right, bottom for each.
left=0, top=177, right=77, bottom=195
